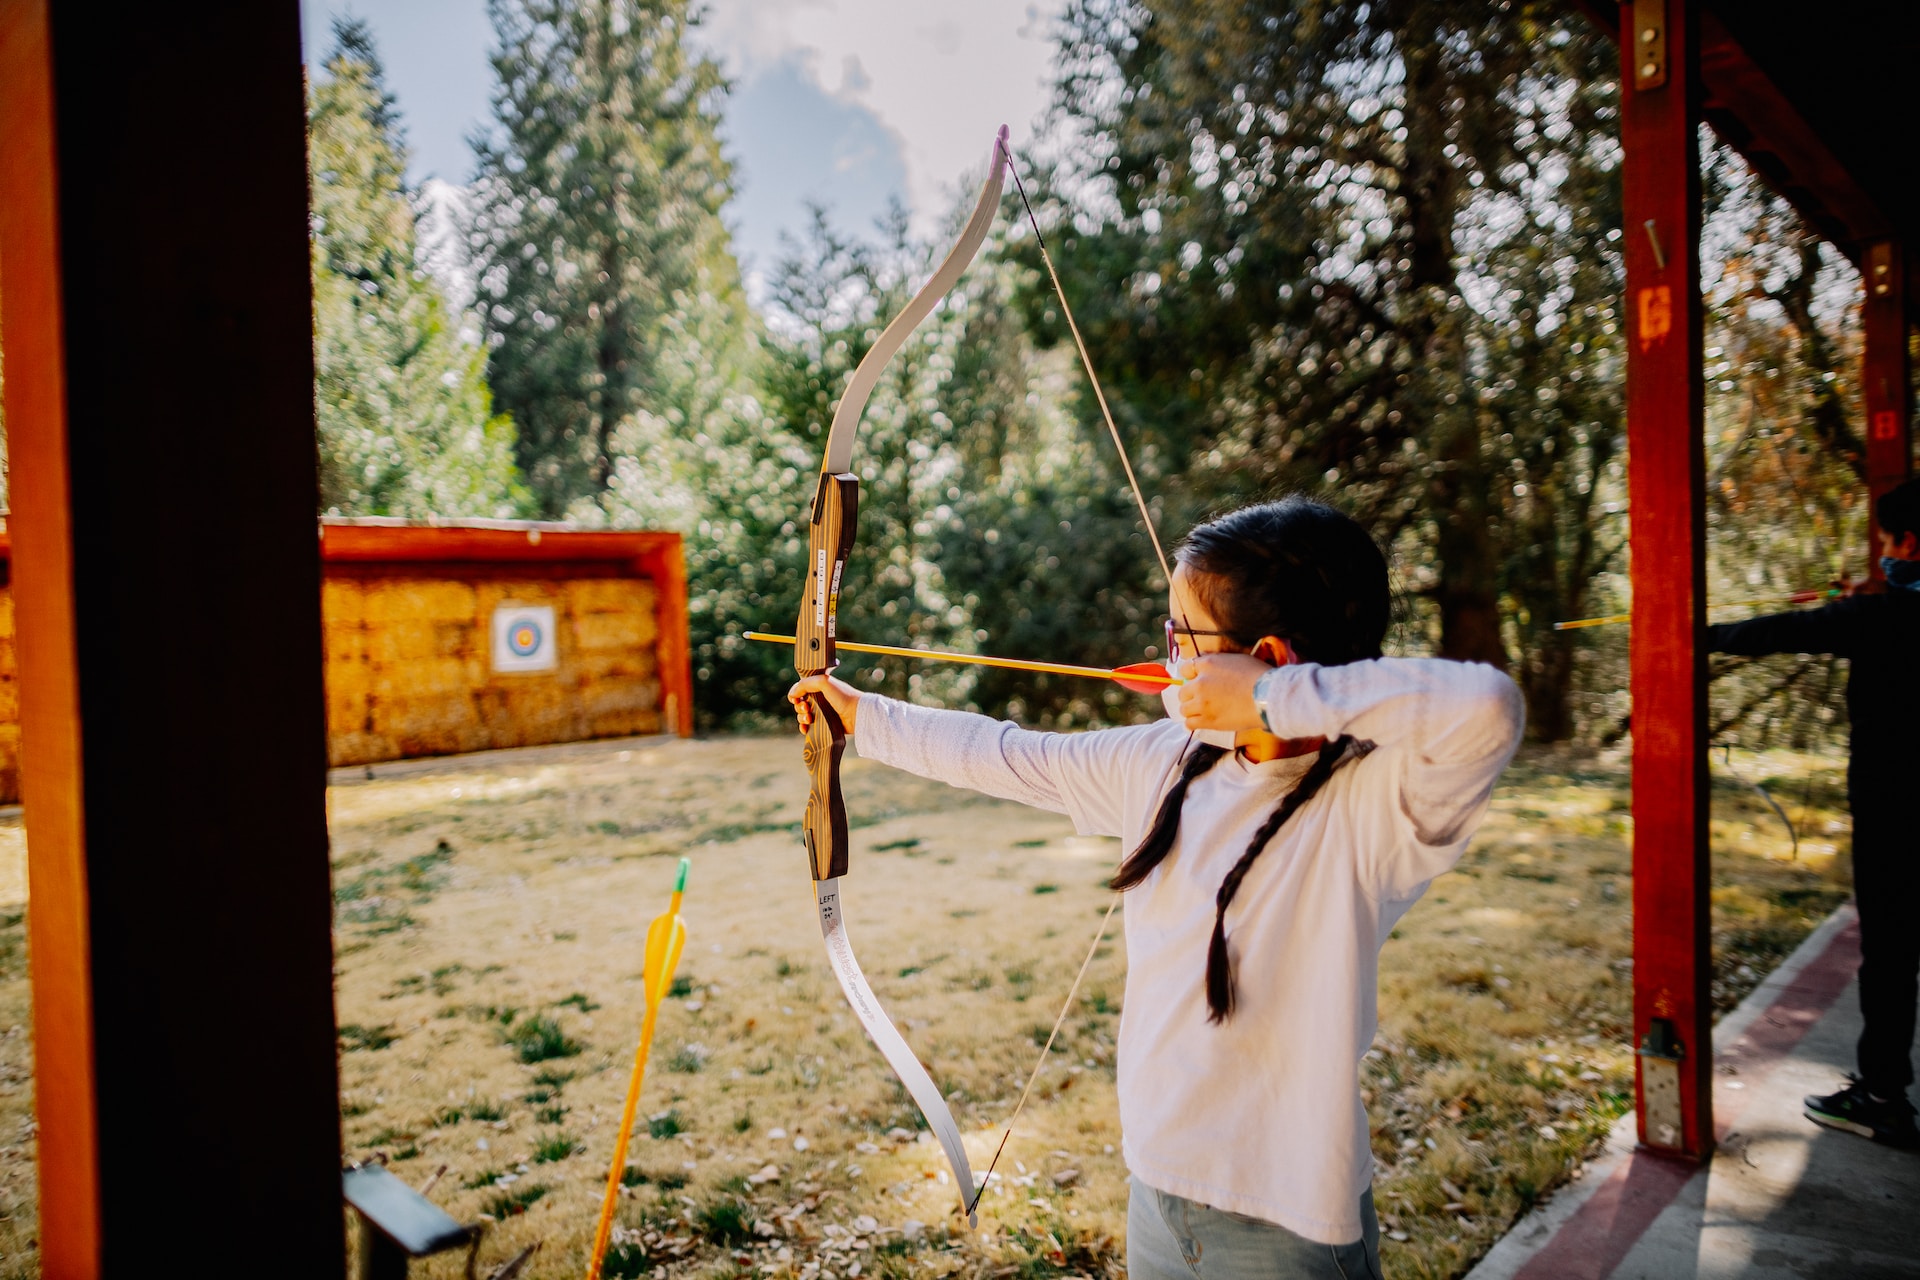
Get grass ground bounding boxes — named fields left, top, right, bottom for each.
left=0, top=734, right=1853, bottom=1279
left=0, top=813, right=31, bottom=1279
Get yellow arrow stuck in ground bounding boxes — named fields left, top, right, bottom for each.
left=586, top=857, right=690, bottom=1280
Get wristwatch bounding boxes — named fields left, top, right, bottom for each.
left=1252, top=666, right=1285, bottom=733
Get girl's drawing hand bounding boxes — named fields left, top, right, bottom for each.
left=1175, top=653, right=1270, bottom=734
left=789, top=672, right=862, bottom=735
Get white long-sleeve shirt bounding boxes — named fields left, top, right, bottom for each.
left=854, top=657, right=1524, bottom=1244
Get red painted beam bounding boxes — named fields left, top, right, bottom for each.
left=1863, top=241, right=1912, bottom=578
left=1581, top=2, right=1908, bottom=310
left=1620, top=0, right=1714, bottom=1161
left=1693, top=10, right=1891, bottom=261
left=319, top=520, right=682, bottom=566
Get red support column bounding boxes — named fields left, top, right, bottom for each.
left=1620, top=0, right=1714, bottom=1160
left=0, top=5, right=100, bottom=1267
left=1, top=2, right=345, bottom=1271
left=1863, top=241, right=1912, bottom=574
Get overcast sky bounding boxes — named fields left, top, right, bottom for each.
left=298, top=1, right=1067, bottom=289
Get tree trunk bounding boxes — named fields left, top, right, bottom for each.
left=1520, top=633, right=1576, bottom=740
left=1402, top=24, right=1510, bottom=672
left=1430, top=447, right=1511, bottom=668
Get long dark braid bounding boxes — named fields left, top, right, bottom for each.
left=1205, top=735, right=1353, bottom=1022
left=1109, top=496, right=1391, bottom=1024
left=1110, top=743, right=1228, bottom=891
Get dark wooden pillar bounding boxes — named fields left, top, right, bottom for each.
left=0, top=3, right=344, bottom=1274
left=1863, top=241, right=1912, bottom=575
left=1620, top=0, right=1714, bottom=1160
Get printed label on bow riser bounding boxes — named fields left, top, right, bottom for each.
left=797, top=473, right=860, bottom=671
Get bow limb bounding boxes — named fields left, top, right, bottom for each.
left=821, top=124, right=1011, bottom=474
left=792, top=126, right=1010, bottom=1229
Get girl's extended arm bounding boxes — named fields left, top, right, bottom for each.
left=855, top=696, right=1072, bottom=813
left=798, top=683, right=1166, bottom=839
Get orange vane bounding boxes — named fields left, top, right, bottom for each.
left=743, top=631, right=1178, bottom=694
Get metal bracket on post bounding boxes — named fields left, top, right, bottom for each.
left=1638, top=1017, right=1687, bottom=1150
left=1867, top=241, right=1896, bottom=298
left=1633, top=0, right=1668, bottom=90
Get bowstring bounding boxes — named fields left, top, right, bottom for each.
left=998, top=137, right=1177, bottom=594
left=969, top=136, right=1200, bottom=1217
left=967, top=892, right=1120, bottom=1214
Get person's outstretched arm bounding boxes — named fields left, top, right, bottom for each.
left=789, top=673, right=1174, bottom=838
left=1706, top=597, right=1868, bottom=659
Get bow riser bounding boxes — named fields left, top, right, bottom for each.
left=799, top=472, right=859, bottom=880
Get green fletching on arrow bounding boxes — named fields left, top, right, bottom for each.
left=675, top=857, right=691, bottom=894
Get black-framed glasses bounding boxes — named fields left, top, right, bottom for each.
left=1165, top=617, right=1236, bottom=658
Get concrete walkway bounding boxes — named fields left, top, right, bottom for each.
left=1467, top=905, right=1920, bottom=1280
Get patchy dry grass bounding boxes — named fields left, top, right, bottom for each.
left=0, top=813, right=33, bottom=1280
left=1361, top=746, right=1849, bottom=1278
left=0, top=737, right=1854, bottom=1279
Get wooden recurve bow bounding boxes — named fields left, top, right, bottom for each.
left=791, top=125, right=1011, bottom=1229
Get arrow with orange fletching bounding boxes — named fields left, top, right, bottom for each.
left=743, top=631, right=1179, bottom=694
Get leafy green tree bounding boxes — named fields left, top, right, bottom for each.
left=471, top=0, right=744, bottom=518
left=604, top=189, right=1146, bottom=730
left=1038, top=0, right=1631, bottom=734
left=309, top=19, right=527, bottom=518
left=651, top=206, right=1035, bottom=727
left=1694, top=147, right=1861, bottom=750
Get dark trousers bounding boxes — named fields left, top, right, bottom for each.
left=1851, top=796, right=1919, bottom=1098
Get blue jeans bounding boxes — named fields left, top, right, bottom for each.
left=1126, top=1177, right=1383, bottom=1280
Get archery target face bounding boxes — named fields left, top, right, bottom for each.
left=491, top=605, right=557, bottom=673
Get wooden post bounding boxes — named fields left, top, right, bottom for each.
left=0, top=2, right=344, bottom=1272
left=1620, top=0, right=1714, bottom=1160
left=1863, top=240, right=1912, bottom=575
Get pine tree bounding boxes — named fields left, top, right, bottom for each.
left=471, top=0, right=746, bottom=519
left=309, top=18, right=528, bottom=518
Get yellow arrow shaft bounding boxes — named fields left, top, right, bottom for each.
left=1553, top=590, right=1839, bottom=631
left=588, top=999, right=665, bottom=1278
left=743, top=631, right=1178, bottom=686
left=587, top=861, right=689, bottom=1280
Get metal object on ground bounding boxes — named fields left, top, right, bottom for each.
left=343, top=1163, right=479, bottom=1280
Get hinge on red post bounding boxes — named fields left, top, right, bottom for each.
left=1638, top=1017, right=1686, bottom=1150
left=1632, top=0, right=1668, bottom=91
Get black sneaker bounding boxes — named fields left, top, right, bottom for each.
left=1804, top=1076, right=1919, bottom=1148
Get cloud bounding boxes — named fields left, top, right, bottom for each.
left=697, top=0, right=1063, bottom=237
left=718, top=54, right=911, bottom=298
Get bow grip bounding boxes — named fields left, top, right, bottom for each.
left=801, top=694, right=849, bottom=880
left=797, top=472, right=859, bottom=881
